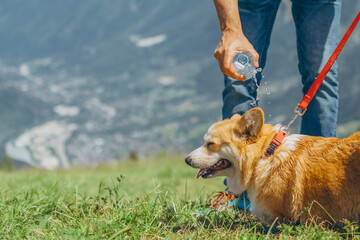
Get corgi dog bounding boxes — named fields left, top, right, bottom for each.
left=185, top=107, right=360, bottom=224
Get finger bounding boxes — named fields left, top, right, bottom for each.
left=220, top=52, right=247, bottom=81
left=253, top=58, right=259, bottom=68
left=213, top=50, right=221, bottom=61
left=230, top=71, right=246, bottom=81
left=222, top=65, right=246, bottom=81
left=223, top=53, right=232, bottom=72
left=252, top=52, right=260, bottom=68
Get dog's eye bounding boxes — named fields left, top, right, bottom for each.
left=206, top=142, right=215, bottom=147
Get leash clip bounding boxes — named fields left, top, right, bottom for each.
left=282, top=106, right=307, bottom=132
left=294, top=106, right=306, bottom=116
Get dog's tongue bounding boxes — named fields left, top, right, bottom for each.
left=197, top=168, right=209, bottom=179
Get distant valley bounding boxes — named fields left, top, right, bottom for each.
left=0, top=0, right=359, bottom=168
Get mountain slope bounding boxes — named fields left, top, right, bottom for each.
left=0, top=0, right=359, bottom=167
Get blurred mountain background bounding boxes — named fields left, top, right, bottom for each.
left=0, top=0, right=359, bottom=168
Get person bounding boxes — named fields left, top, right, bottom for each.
left=209, top=0, right=342, bottom=211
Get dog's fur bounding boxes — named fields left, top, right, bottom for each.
left=185, top=107, right=360, bottom=224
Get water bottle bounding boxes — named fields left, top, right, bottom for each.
left=232, top=51, right=262, bottom=80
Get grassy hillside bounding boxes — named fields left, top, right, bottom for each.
left=1, top=156, right=359, bottom=239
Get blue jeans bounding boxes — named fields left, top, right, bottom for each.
left=222, top=0, right=342, bottom=137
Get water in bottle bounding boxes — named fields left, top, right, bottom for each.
left=232, top=51, right=262, bottom=80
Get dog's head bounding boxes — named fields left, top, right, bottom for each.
left=185, top=107, right=265, bottom=190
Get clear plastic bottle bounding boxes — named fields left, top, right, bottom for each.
left=232, top=51, right=262, bottom=80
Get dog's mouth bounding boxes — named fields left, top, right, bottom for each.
left=196, top=159, right=232, bottom=179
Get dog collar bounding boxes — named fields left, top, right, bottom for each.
left=264, top=129, right=287, bottom=159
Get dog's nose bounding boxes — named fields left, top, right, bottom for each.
left=185, top=156, right=192, bottom=166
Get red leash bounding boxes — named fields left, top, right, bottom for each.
left=298, top=10, right=360, bottom=112
left=264, top=10, right=360, bottom=159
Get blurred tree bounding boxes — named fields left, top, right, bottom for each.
left=128, top=150, right=138, bottom=161
left=1, top=156, right=14, bottom=171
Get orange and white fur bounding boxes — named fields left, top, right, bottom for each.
left=185, top=107, right=360, bottom=224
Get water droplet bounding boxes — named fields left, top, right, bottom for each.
left=267, top=101, right=271, bottom=104
left=266, top=92, right=271, bottom=95
left=264, top=81, right=268, bottom=85
left=265, top=87, right=269, bottom=91
left=268, top=114, right=272, bottom=118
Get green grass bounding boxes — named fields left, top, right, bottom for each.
left=0, top=155, right=359, bottom=239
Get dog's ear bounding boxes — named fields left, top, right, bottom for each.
left=234, top=107, right=264, bottom=140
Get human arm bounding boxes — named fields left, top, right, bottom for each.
left=213, top=0, right=259, bottom=81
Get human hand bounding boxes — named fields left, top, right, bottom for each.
left=214, top=30, right=259, bottom=81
